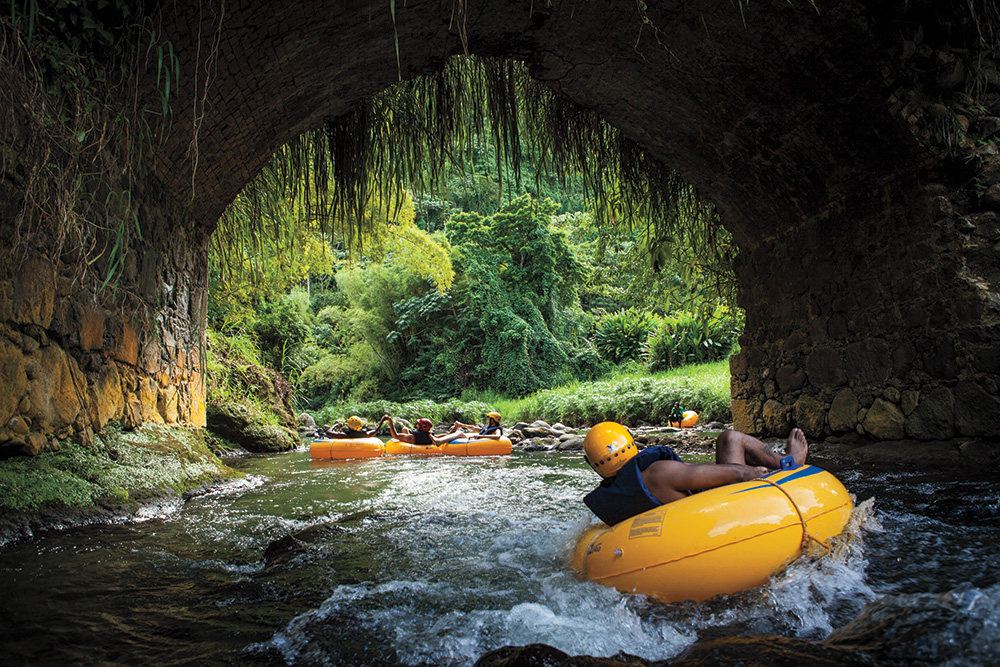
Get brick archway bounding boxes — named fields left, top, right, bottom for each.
left=2, top=0, right=998, bottom=450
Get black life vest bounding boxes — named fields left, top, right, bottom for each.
left=479, top=424, right=501, bottom=435
left=412, top=429, right=433, bottom=445
left=583, top=446, right=683, bottom=526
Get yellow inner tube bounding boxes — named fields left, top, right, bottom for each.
left=310, top=437, right=384, bottom=460
left=385, top=437, right=513, bottom=457
left=668, top=410, right=699, bottom=428
left=570, top=465, right=853, bottom=602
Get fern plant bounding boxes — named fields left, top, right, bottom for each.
left=647, top=305, right=742, bottom=371
left=592, top=308, right=660, bottom=364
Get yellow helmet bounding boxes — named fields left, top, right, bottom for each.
left=487, top=411, right=501, bottom=422
left=583, top=422, right=637, bottom=477
left=346, top=415, right=366, bottom=431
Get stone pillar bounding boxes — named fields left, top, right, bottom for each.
left=0, top=63, right=208, bottom=456
left=730, top=184, right=1000, bottom=440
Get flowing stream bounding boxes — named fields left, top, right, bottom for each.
left=1, top=448, right=998, bottom=665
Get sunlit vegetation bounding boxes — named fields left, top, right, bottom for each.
left=317, top=360, right=732, bottom=430
left=205, top=54, right=745, bottom=422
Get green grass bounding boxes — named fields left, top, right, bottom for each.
left=317, top=359, right=731, bottom=428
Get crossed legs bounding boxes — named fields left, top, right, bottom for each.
left=715, top=428, right=809, bottom=469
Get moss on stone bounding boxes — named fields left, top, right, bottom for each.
left=0, top=423, right=241, bottom=515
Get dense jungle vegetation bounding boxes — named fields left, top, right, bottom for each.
left=207, top=128, right=744, bottom=423
left=1, top=2, right=744, bottom=429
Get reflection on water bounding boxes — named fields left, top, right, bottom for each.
left=0, top=450, right=998, bottom=665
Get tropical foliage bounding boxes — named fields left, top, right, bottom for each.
left=647, top=306, right=743, bottom=371
left=199, top=52, right=745, bottom=415
left=592, top=308, right=660, bottom=364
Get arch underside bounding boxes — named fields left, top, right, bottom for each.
left=1, top=0, right=997, bottom=451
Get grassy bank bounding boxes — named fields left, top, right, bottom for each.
left=0, top=424, right=241, bottom=516
left=317, top=360, right=731, bottom=427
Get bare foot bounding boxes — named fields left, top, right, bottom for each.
left=786, top=427, right=808, bottom=466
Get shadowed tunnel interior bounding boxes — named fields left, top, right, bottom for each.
left=1, top=0, right=998, bottom=453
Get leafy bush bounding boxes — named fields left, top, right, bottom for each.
left=252, top=290, right=313, bottom=373
left=647, top=305, right=743, bottom=371
left=311, top=360, right=731, bottom=429
left=566, top=341, right=613, bottom=381
left=592, top=308, right=660, bottom=364
left=310, top=287, right=345, bottom=314
left=206, top=328, right=296, bottom=426
left=297, top=352, right=360, bottom=407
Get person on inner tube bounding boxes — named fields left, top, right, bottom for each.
left=324, top=415, right=388, bottom=439
left=384, top=415, right=461, bottom=446
left=582, top=422, right=809, bottom=527
left=445, top=411, right=504, bottom=441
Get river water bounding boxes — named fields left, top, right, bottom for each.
left=1, top=448, right=998, bottom=665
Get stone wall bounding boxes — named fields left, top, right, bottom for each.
left=728, top=4, right=1000, bottom=440
left=729, top=186, right=1000, bottom=439
left=1, top=0, right=998, bottom=453
left=0, top=63, right=208, bottom=457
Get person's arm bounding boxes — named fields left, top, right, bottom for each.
left=366, top=415, right=389, bottom=437
left=387, top=416, right=414, bottom=443
left=641, top=460, right=767, bottom=505
left=323, top=425, right=348, bottom=439
left=468, top=424, right=503, bottom=440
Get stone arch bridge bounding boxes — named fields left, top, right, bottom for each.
left=1, top=0, right=998, bottom=455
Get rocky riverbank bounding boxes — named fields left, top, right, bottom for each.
left=504, top=419, right=730, bottom=456
left=506, top=420, right=1000, bottom=473
left=0, top=423, right=243, bottom=546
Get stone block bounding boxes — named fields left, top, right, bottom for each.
left=11, top=255, right=55, bottom=328
left=904, top=386, right=954, bottom=439
left=954, top=381, right=1000, bottom=436
left=557, top=437, right=584, bottom=451
left=8, top=415, right=29, bottom=434
left=522, top=423, right=556, bottom=438
left=892, top=341, right=915, bottom=377
left=158, top=385, right=179, bottom=424
left=729, top=352, right=748, bottom=380
left=827, top=314, right=848, bottom=340
left=114, top=322, right=139, bottom=365
left=845, top=338, right=891, bottom=385
left=776, top=365, right=805, bottom=392
left=90, top=362, right=124, bottom=430
left=794, top=394, right=827, bottom=437
left=731, top=399, right=756, bottom=434
left=762, top=399, right=791, bottom=436
left=123, top=396, right=143, bottom=430
left=77, top=302, right=105, bottom=350
left=142, top=340, right=164, bottom=375
left=806, top=346, right=847, bottom=389
left=138, top=377, right=163, bottom=423
left=24, top=432, right=46, bottom=455
left=27, top=345, right=85, bottom=433
left=862, top=398, right=905, bottom=439
left=188, top=372, right=206, bottom=426
left=0, top=336, right=26, bottom=423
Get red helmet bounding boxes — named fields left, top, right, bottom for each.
left=416, top=418, right=433, bottom=431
